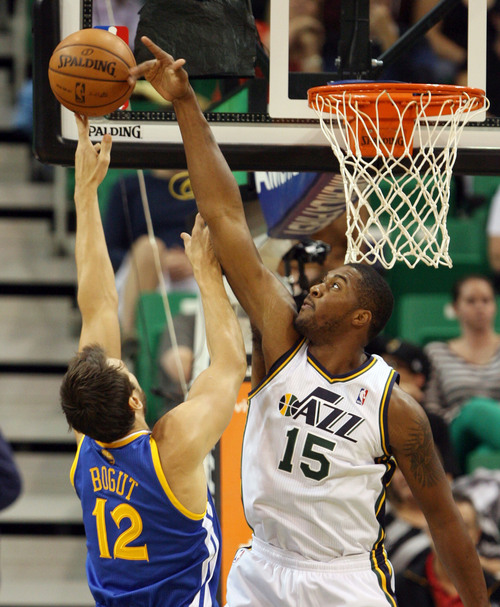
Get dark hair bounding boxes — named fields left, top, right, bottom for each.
left=452, top=274, right=495, bottom=303
left=60, top=344, right=135, bottom=442
left=367, top=335, right=431, bottom=382
left=348, top=263, right=394, bottom=341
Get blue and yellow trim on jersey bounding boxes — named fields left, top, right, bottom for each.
left=307, top=351, right=378, bottom=383
left=69, top=434, right=85, bottom=488
left=70, top=431, right=151, bottom=489
left=150, top=436, right=206, bottom=521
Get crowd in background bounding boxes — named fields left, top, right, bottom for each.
left=2, top=1, right=500, bottom=606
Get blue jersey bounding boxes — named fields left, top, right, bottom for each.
left=71, top=430, right=221, bottom=607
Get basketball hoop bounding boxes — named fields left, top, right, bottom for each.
left=308, top=82, right=489, bottom=269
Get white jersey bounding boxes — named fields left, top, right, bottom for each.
left=242, top=338, right=398, bottom=563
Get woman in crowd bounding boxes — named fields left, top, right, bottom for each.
left=423, top=274, right=500, bottom=473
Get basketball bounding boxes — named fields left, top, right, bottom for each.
left=48, top=28, right=136, bottom=117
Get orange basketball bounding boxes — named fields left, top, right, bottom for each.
left=48, top=28, right=136, bottom=117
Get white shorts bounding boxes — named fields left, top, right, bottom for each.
left=225, top=536, right=397, bottom=607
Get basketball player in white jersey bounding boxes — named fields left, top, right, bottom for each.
left=129, top=38, right=490, bottom=607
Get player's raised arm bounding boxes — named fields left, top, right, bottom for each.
left=152, top=214, right=247, bottom=513
left=389, top=386, right=490, bottom=607
left=129, top=37, right=299, bottom=370
left=73, top=114, right=120, bottom=359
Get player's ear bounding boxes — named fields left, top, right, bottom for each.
left=352, top=309, right=371, bottom=330
left=128, top=393, right=143, bottom=410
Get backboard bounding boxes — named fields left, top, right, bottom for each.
left=33, top=0, right=500, bottom=174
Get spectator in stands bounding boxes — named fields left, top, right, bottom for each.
left=367, top=336, right=459, bottom=475
left=311, top=212, right=351, bottom=275
left=368, top=336, right=431, bottom=401
left=102, top=169, right=198, bottom=359
left=382, top=416, right=500, bottom=580
left=415, top=0, right=500, bottom=115
left=157, top=282, right=252, bottom=416
left=0, top=428, right=22, bottom=512
left=395, top=491, right=500, bottom=607
left=370, top=0, right=400, bottom=53
left=413, top=0, right=468, bottom=83
left=423, top=274, right=500, bottom=473
left=276, top=239, right=331, bottom=309
left=0, top=427, right=22, bottom=586
left=372, top=0, right=473, bottom=83
left=453, top=468, right=500, bottom=578
left=385, top=465, right=434, bottom=576
left=364, top=336, right=462, bottom=575
left=289, top=0, right=325, bottom=72
left=321, top=0, right=446, bottom=83
left=157, top=304, right=198, bottom=413
left=487, top=185, right=500, bottom=291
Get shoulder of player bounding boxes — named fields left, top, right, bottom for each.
left=151, top=401, right=211, bottom=513
left=151, top=396, right=210, bottom=468
left=387, top=384, right=431, bottom=450
left=388, top=383, right=426, bottom=419
left=152, top=403, right=193, bottom=445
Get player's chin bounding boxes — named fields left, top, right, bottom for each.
left=293, top=311, right=311, bottom=337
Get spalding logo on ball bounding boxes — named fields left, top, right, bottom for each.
left=48, top=28, right=137, bottom=117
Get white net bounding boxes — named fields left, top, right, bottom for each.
left=309, top=85, right=489, bottom=269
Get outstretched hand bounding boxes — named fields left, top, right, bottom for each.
left=181, top=214, right=221, bottom=278
left=74, top=113, right=112, bottom=191
left=128, top=36, right=189, bottom=102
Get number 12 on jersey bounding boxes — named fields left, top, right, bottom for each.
left=92, top=497, right=149, bottom=561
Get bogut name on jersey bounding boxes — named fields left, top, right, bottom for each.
left=89, top=466, right=139, bottom=501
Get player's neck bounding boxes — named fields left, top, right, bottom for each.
left=308, top=342, right=368, bottom=376
left=132, top=416, right=150, bottom=434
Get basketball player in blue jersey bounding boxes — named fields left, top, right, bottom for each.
left=59, top=114, right=246, bottom=607
left=129, top=39, right=491, bottom=607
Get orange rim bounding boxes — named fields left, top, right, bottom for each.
left=308, top=83, right=487, bottom=117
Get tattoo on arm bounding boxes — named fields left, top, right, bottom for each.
left=402, top=414, right=441, bottom=488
